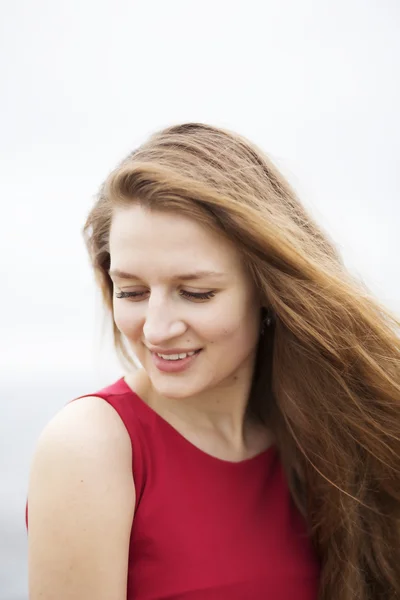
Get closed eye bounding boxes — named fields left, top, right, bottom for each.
left=114, top=290, right=216, bottom=301
left=180, top=290, right=215, bottom=301
left=115, top=290, right=145, bottom=299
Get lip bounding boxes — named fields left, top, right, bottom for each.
left=150, top=348, right=202, bottom=373
left=146, top=346, right=201, bottom=355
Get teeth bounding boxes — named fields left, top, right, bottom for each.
left=157, top=351, right=196, bottom=361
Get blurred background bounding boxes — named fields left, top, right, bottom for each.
left=1, top=0, right=399, bottom=597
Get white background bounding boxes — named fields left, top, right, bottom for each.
left=0, top=1, right=399, bottom=598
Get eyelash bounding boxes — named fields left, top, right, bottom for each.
left=115, top=290, right=216, bottom=301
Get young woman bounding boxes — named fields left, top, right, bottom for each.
left=27, top=123, right=400, bottom=600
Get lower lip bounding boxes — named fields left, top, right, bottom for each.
left=151, top=350, right=201, bottom=373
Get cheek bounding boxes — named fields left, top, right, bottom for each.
left=113, top=304, right=142, bottom=338
left=200, top=306, right=259, bottom=346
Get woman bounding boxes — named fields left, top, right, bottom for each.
left=27, top=123, right=400, bottom=599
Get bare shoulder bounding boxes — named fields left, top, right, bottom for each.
left=35, top=394, right=133, bottom=451
left=30, top=395, right=134, bottom=497
left=28, top=395, right=135, bottom=600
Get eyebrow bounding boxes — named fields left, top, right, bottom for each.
left=108, top=269, right=225, bottom=282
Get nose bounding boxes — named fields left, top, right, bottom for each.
left=143, top=298, right=187, bottom=346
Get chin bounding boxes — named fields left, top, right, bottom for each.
left=149, top=374, right=204, bottom=401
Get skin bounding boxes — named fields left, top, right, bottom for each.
left=110, top=205, right=266, bottom=453
left=28, top=397, right=135, bottom=600
left=28, top=204, right=272, bottom=599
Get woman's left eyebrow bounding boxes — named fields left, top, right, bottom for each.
left=172, top=271, right=225, bottom=281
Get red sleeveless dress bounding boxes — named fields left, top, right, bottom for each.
left=29, top=377, right=321, bottom=599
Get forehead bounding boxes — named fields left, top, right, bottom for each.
left=109, top=205, right=243, bottom=275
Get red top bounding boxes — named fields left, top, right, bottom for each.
left=29, top=377, right=321, bottom=599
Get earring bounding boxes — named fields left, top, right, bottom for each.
left=260, top=308, right=274, bottom=334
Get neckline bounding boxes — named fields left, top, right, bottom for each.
left=118, top=376, right=277, bottom=466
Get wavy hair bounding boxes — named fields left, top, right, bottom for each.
left=83, top=123, right=400, bottom=600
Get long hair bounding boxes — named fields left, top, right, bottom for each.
left=83, top=122, right=400, bottom=600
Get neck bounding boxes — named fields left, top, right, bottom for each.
left=133, top=362, right=258, bottom=450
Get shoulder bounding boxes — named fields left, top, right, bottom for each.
left=32, top=395, right=133, bottom=469
left=29, top=395, right=135, bottom=506
left=28, top=396, right=135, bottom=599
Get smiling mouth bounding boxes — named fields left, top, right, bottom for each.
left=155, top=349, right=202, bottom=361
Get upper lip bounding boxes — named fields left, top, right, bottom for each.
left=147, top=347, right=201, bottom=355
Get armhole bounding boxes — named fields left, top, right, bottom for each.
left=69, top=392, right=146, bottom=513
left=26, top=392, right=146, bottom=530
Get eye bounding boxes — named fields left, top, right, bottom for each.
left=180, top=290, right=216, bottom=301
left=115, top=290, right=147, bottom=300
left=114, top=289, right=216, bottom=302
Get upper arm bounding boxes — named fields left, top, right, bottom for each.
left=28, top=396, right=135, bottom=600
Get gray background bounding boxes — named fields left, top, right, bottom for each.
left=1, top=0, right=399, bottom=598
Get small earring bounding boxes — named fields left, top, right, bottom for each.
left=260, top=308, right=274, bottom=334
